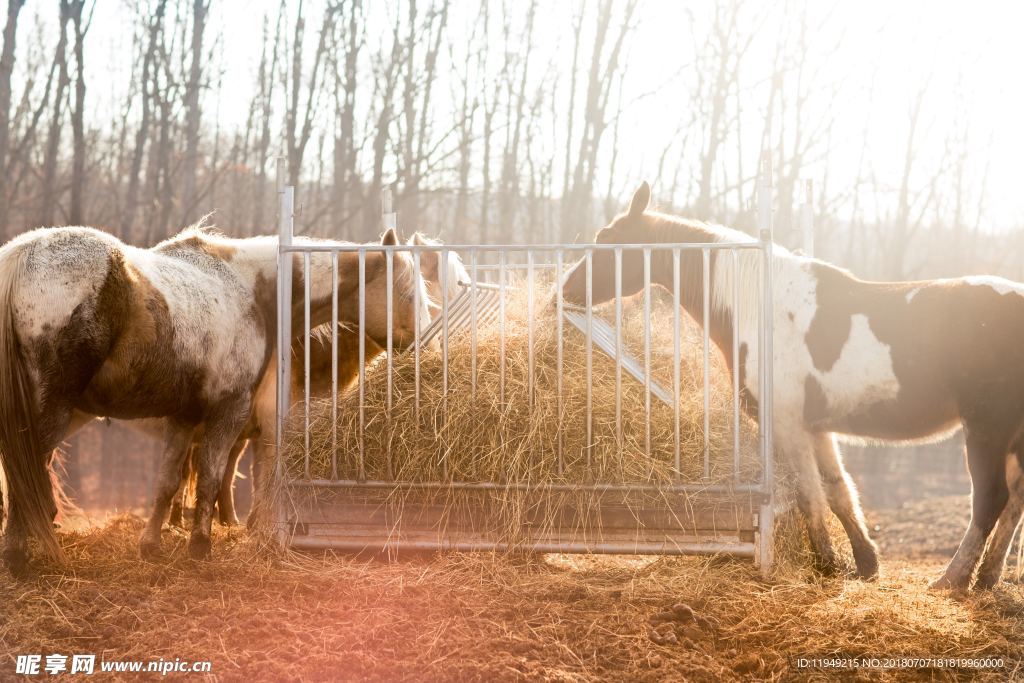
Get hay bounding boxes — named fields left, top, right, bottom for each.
left=278, top=280, right=791, bottom=552
left=288, top=281, right=759, bottom=485
left=2, top=513, right=1022, bottom=681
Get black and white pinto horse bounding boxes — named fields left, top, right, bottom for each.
left=563, top=182, right=1024, bottom=590
left=0, top=225, right=427, bottom=573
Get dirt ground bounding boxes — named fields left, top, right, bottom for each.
left=1, top=496, right=1022, bottom=682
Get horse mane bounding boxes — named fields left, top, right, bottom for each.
left=156, top=214, right=223, bottom=246
left=408, top=232, right=470, bottom=292
left=642, top=211, right=794, bottom=336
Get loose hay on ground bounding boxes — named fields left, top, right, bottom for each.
left=1, top=514, right=1021, bottom=682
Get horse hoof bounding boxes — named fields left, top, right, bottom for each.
left=217, top=514, right=238, bottom=527
left=3, top=548, right=28, bottom=576
left=139, top=538, right=162, bottom=561
left=187, top=534, right=212, bottom=560
left=813, top=554, right=847, bottom=578
left=929, top=574, right=968, bottom=591
left=973, top=573, right=1000, bottom=590
left=854, top=558, right=880, bottom=581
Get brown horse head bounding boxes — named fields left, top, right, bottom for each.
left=408, top=232, right=469, bottom=316
left=562, top=182, right=657, bottom=305
left=354, top=228, right=429, bottom=352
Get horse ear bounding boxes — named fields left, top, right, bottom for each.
left=410, top=232, right=427, bottom=246
left=628, top=182, right=651, bottom=217
left=381, top=228, right=398, bottom=246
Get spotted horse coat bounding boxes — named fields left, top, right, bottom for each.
left=562, top=182, right=1024, bottom=590
left=0, top=225, right=419, bottom=573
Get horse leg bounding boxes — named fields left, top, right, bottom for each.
left=139, top=422, right=195, bottom=558
left=245, top=437, right=272, bottom=531
left=974, top=453, right=1024, bottom=589
left=188, top=400, right=251, bottom=560
left=783, top=432, right=842, bottom=575
left=216, top=438, right=247, bottom=526
left=813, top=432, right=879, bottom=579
left=3, top=404, right=71, bottom=574
left=931, top=424, right=1011, bottom=590
left=168, top=448, right=193, bottom=528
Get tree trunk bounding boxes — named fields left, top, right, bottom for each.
left=181, top=0, right=209, bottom=225
left=0, top=0, right=25, bottom=228
left=68, top=0, right=88, bottom=226
left=38, top=0, right=72, bottom=228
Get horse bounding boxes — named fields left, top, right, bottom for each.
left=0, top=224, right=426, bottom=572
left=562, top=182, right=1024, bottom=590
left=164, top=231, right=468, bottom=529
left=241, top=232, right=469, bottom=529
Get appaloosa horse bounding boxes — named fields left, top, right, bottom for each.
left=172, top=231, right=468, bottom=530
left=562, top=182, right=1024, bottom=590
left=0, top=225, right=426, bottom=572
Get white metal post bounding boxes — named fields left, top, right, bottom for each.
left=757, top=151, right=775, bottom=577
left=800, top=179, right=814, bottom=257
left=275, top=157, right=295, bottom=544
left=382, top=186, right=397, bottom=233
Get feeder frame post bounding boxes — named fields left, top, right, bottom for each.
left=382, top=185, right=397, bottom=232
left=757, top=151, right=776, bottom=577
left=275, top=156, right=295, bottom=545
left=800, top=179, right=814, bottom=257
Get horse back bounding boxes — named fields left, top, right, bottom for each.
left=801, top=263, right=1024, bottom=439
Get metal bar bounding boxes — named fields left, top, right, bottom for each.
left=303, top=251, right=311, bottom=480
left=758, top=152, right=776, bottom=576
left=702, top=248, right=711, bottom=479
left=470, top=250, right=478, bottom=400
left=330, top=253, right=338, bottom=481
left=614, top=248, right=623, bottom=460
left=274, top=165, right=293, bottom=546
left=289, top=478, right=770, bottom=496
left=358, top=248, right=366, bottom=481
left=556, top=250, right=564, bottom=474
left=527, top=250, right=534, bottom=410
left=585, top=251, right=593, bottom=468
left=413, top=249, right=421, bottom=419
left=732, top=249, right=741, bottom=482
left=386, top=251, right=394, bottom=412
left=643, top=248, right=652, bottom=462
left=673, top=248, right=681, bottom=478
left=280, top=241, right=764, bottom=254
left=499, top=251, right=506, bottom=405
left=288, top=537, right=758, bottom=558
left=441, top=247, right=449, bottom=478
left=385, top=250, right=394, bottom=480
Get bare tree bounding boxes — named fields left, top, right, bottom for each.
left=38, top=0, right=73, bottom=228
left=67, top=0, right=90, bottom=226
left=181, top=0, right=211, bottom=224
left=0, top=0, right=26, bottom=224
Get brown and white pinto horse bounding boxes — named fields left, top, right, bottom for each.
left=0, top=225, right=426, bottom=572
left=563, top=182, right=1024, bottom=590
left=120, top=232, right=463, bottom=530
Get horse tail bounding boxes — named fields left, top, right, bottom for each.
left=0, top=243, right=65, bottom=562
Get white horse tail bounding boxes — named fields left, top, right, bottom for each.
left=0, top=242, right=65, bottom=563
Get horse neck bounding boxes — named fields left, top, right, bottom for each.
left=643, top=217, right=752, bottom=364
left=221, top=237, right=351, bottom=333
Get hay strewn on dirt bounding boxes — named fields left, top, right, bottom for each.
left=287, top=283, right=760, bottom=485
left=2, top=511, right=1022, bottom=682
